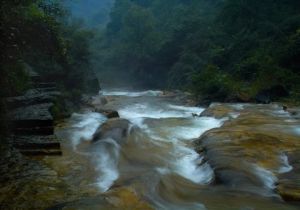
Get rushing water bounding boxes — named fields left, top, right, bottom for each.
left=57, top=89, right=300, bottom=210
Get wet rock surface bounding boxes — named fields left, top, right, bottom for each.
left=194, top=103, right=300, bottom=202
left=46, top=187, right=153, bottom=210
left=0, top=145, right=70, bottom=210
left=93, top=118, right=131, bottom=144
left=95, top=108, right=120, bottom=119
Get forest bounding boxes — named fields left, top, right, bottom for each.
left=2, top=0, right=300, bottom=105
left=96, top=0, right=300, bottom=104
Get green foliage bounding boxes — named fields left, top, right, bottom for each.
left=6, top=62, right=31, bottom=96
left=191, top=65, right=237, bottom=101
left=1, top=0, right=99, bottom=95
left=96, top=0, right=300, bottom=102
left=0, top=0, right=100, bottom=137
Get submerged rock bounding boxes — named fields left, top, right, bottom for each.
left=199, top=103, right=234, bottom=119
left=95, top=108, right=120, bottom=119
left=92, top=118, right=131, bottom=144
left=199, top=103, right=242, bottom=119
left=277, top=151, right=300, bottom=201
left=46, top=187, right=153, bottom=210
left=86, top=95, right=108, bottom=107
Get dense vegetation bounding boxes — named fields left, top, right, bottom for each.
left=96, top=0, right=300, bottom=103
left=0, top=0, right=99, bottom=139
left=1, top=0, right=99, bottom=97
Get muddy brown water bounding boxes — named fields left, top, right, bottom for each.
left=48, top=90, right=300, bottom=210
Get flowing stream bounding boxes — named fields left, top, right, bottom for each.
left=56, top=89, right=300, bottom=210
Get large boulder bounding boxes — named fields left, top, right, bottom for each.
left=92, top=118, right=131, bottom=144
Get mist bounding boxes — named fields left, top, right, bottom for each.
left=63, top=0, right=115, bottom=28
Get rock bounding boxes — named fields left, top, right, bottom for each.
left=86, top=78, right=101, bottom=94
left=226, top=92, right=251, bottom=103
left=9, top=103, right=53, bottom=121
left=194, top=104, right=300, bottom=200
left=93, top=96, right=108, bottom=106
left=199, top=103, right=235, bottom=119
left=46, top=187, right=153, bottom=210
left=106, top=110, right=119, bottom=118
left=6, top=92, right=56, bottom=109
left=277, top=151, right=300, bottom=201
left=197, top=98, right=212, bottom=107
left=288, top=109, right=299, bottom=117
left=13, top=135, right=62, bottom=156
left=9, top=103, right=54, bottom=135
left=95, top=108, right=119, bottom=119
left=282, top=106, right=300, bottom=118
left=24, top=88, right=61, bottom=97
left=0, top=146, right=69, bottom=210
left=20, top=149, right=62, bottom=156
left=100, top=97, right=108, bottom=105
left=192, top=113, right=200, bottom=117
left=255, top=92, right=271, bottom=104
left=255, top=85, right=289, bottom=104
left=92, top=118, right=130, bottom=144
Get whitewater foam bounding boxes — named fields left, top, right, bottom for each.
left=118, top=101, right=223, bottom=184
left=278, top=153, right=293, bottom=174
left=94, top=138, right=120, bottom=192
left=253, top=165, right=278, bottom=190
left=69, top=112, right=107, bottom=148
left=168, top=117, right=223, bottom=140
left=119, top=103, right=205, bottom=124
left=174, top=146, right=214, bottom=184
left=101, top=90, right=163, bottom=97
left=294, top=127, right=300, bottom=136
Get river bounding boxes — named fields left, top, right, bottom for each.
left=54, top=89, right=300, bottom=210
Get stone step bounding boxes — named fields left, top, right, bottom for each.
left=13, top=126, right=54, bottom=135
left=6, top=93, right=55, bottom=109
left=13, top=119, right=53, bottom=128
left=9, top=103, right=54, bottom=135
left=13, top=135, right=62, bottom=156
left=9, top=103, right=54, bottom=121
left=20, top=149, right=62, bottom=156
left=13, top=135, right=60, bottom=150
